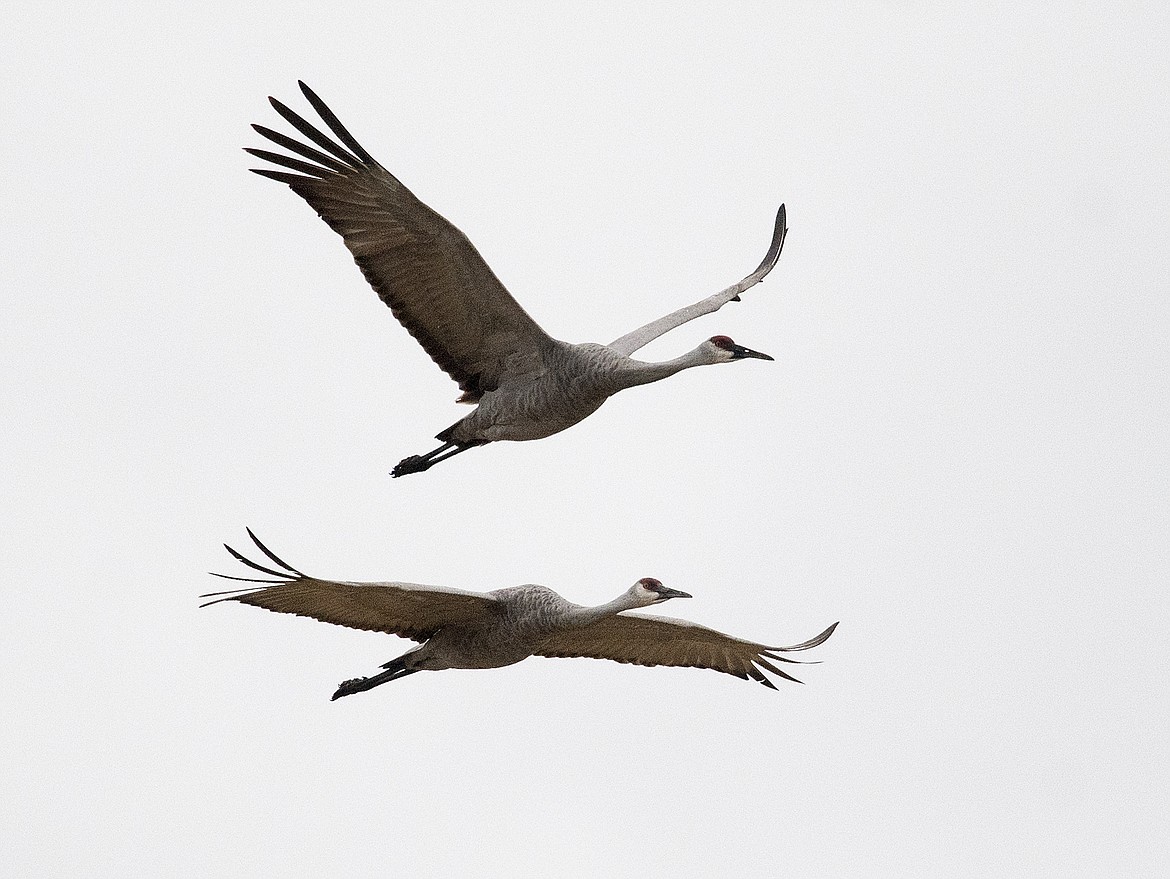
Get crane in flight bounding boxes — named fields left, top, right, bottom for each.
left=246, top=82, right=789, bottom=477
left=202, top=529, right=837, bottom=700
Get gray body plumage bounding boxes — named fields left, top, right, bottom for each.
left=203, top=531, right=837, bottom=698
left=245, top=82, right=788, bottom=475
left=417, top=585, right=582, bottom=670
left=441, top=342, right=680, bottom=444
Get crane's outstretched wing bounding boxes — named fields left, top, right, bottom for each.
left=247, top=81, right=555, bottom=402
left=534, top=611, right=835, bottom=689
left=607, top=205, right=788, bottom=357
left=201, top=529, right=501, bottom=642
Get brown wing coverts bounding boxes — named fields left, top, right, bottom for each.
left=247, top=81, right=553, bottom=401
left=535, top=614, right=837, bottom=689
left=202, top=530, right=500, bottom=642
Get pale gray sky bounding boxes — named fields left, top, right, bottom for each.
left=3, top=2, right=1167, bottom=876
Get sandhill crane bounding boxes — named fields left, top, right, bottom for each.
left=246, top=82, right=789, bottom=477
left=202, top=529, right=837, bottom=699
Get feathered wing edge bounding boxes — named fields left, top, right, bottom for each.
left=749, top=620, right=839, bottom=688
left=696, top=619, right=838, bottom=690
left=244, top=81, right=377, bottom=185
left=243, top=82, right=556, bottom=404
left=200, top=527, right=307, bottom=601
left=200, top=530, right=501, bottom=641
left=535, top=616, right=838, bottom=690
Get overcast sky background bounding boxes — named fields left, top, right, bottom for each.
left=3, top=3, right=1167, bottom=876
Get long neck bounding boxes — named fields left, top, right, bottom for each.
left=616, top=347, right=714, bottom=389
left=564, top=591, right=646, bottom=627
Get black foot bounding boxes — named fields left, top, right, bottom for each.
left=331, top=676, right=367, bottom=701
left=391, top=455, right=431, bottom=478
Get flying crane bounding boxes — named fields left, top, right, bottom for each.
left=247, top=82, right=789, bottom=476
left=203, top=530, right=837, bottom=699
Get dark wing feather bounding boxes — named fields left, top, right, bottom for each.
left=248, top=82, right=555, bottom=401
left=203, top=532, right=500, bottom=642
left=534, top=614, right=837, bottom=689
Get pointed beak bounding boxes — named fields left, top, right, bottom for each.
left=658, top=587, right=692, bottom=600
left=730, top=344, right=774, bottom=361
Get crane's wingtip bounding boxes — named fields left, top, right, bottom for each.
left=223, top=540, right=292, bottom=579
left=776, top=206, right=788, bottom=234
left=237, top=528, right=307, bottom=577
left=811, top=621, right=840, bottom=645
left=768, top=621, right=839, bottom=654
left=809, top=621, right=839, bottom=641
left=198, top=592, right=242, bottom=608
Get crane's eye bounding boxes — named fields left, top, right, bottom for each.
left=640, top=578, right=662, bottom=592
left=709, top=335, right=735, bottom=349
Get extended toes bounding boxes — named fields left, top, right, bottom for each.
left=391, top=456, right=428, bottom=478
left=331, top=677, right=367, bottom=701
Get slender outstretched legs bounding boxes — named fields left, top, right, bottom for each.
left=332, top=659, right=419, bottom=701
left=391, top=441, right=473, bottom=477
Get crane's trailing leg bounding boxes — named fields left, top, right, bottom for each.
left=332, top=657, right=419, bottom=700
left=391, top=441, right=473, bottom=477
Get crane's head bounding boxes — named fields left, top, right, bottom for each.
left=707, top=335, right=774, bottom=362
left=633, top=577, right=692, bottom=605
